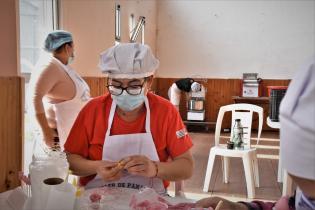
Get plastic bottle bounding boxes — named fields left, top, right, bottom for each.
left=231, top=119, right=244, bottom=150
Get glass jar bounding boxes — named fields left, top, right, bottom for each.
left=29, top=137, right=69, bottom=209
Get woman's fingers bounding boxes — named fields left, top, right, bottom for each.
left=195, top=197, right=248, bottom=210
left=97, top=161, right=122, bottom=181
left=99, top=156, right=156, bottom=178
left=127, top=164, right=146, bottom=173
left=123, top=155, right=156, bottom=177
left=123, top=156, right=145, bottom=169
left=195, top=197, right=222, bottom=208
left=106, top=170, right=122, bottom=181
left=103, top=161, right=119, bottom=168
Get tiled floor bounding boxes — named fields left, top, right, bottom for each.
left=168, top=131, right=283, bottom=202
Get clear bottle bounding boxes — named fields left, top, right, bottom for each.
left=232, top=119, right=244, bottom=150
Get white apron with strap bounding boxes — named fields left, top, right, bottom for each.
left=85, top=97, right=166, bottom=195
left=53, top=58, right=91, bottom=149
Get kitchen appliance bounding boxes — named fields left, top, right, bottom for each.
left=267, top=86, right=287, bottom=122
left=242, top=73, right=261, bottom=97
left=187, top=85, right=206, bottom=121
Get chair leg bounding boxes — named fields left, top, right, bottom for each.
left=282, top=170, right=293, bottom=196
left=223, top=156, right=230, bottom=184
left=277, top=154, right=284, bottom=183
left=203, top=150, right=216, bottom=192
left=174, top=180, right=185, bottom=197
left=252, top=151, right=259, bottom=187
left=242, top=154, right=255, bottom=199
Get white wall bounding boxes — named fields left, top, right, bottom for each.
left=59, top=0, right=157, bottom=77
left=0, top=0, right=20, bottom=76
left=156, top=0, right=315, bottom=79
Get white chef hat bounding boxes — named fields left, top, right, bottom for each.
left=191, top=82, right=201, bottom=92
left=280, top=59, right=315, bottom=180
left=98, top=43, right=159, bottom=79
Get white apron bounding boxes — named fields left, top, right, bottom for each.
left=53, top=58, right=90, bottom=150
left=85, top=97, right=166, bottom=195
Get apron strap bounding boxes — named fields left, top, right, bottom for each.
left=106, top=96, right=151, bottom=137
left=106, top=100, right=117, bottom=137
left=144, top=97, right=151, bottom=133
left=52, top=57, right=90, bottom=99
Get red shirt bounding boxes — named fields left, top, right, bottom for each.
left=64, top=93, right=193, bottom=186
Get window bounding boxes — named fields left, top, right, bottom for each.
left=20, top=0, right=58, bottom=75
left=19, top=0, right=58, bottom=173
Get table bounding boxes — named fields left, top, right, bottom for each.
left=0, top=187, right=194, bottom=210
left=232, top=96, right=270, bottom=104
left=183, top=120, right=215, bottom=131
left=266, top=117, right=293, bottom=196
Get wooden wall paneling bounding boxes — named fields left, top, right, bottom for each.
left=83, top=77, right=161, bottom=98
left=260, top=79, right=291, bottom=96
left=154, top=78, right=289, bottom=131
left=204, top=79, right=242, bottom=128
left=154, top=78, right=173, bottom=98
left=151, top=77, right=158, bottom=93
left=83, top=77, right=108, bottom=97
left=83, top=77, right=290, bottom=131
left=0, top=77, right=24, bottom=192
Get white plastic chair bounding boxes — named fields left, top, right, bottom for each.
left=203, top=103, right=263, bottom=198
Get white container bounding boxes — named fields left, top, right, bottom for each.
left=29, top=151, right=69, bottom=210
left=242, top=84, right=259, bottom=97
left=187, top=111, right=205, bottom=121
left=44, top=182, right=76, bottom=210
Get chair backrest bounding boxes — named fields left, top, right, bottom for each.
left=214, top=103, right=263, bottom=149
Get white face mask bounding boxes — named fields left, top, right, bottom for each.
left=66, top=47, right=74, bottom=65
left=111, top=91, right=145, bottom=112
left=67, top=54, right=74, bottom=65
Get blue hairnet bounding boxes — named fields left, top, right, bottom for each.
left=44, top=30, right=73, bottom=52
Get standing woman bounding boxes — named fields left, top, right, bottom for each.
left=29, top=30, right=90, bottom=150
left=168, top=78, right=201, bottom=110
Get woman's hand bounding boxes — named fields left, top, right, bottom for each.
left=97, top=161, right=123, bottom=181
left=43, top=129, right=55, bottom=148
left=195, top=197, right=248, bottom=210
left=123, top=155, right=157, bottom=178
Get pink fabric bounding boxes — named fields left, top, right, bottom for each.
left=89, top=193, right=102, bottom=203
left=129, top=187, right=214, bottom=210
left=18, top=171, right=31, bottom=185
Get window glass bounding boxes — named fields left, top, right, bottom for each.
left=20, top=0, right=57, bottom=173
